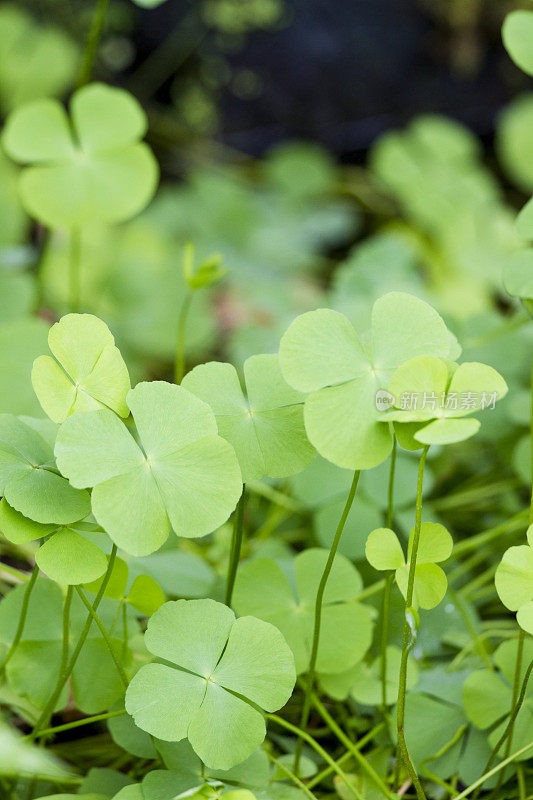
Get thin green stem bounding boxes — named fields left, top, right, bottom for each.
left=492, top=629, right=526, bottom=796
left=294, top=469, right=361, bottom=774
left=225, top=488, right=246, bottom=607
left=266, top=714, right=364, bottom=800
left=381, top=437, right=397, bottom=714
left=68, top=228, right=81, bottom=313
left=31, top=545, right=118, bottom=737
left=479, top=654, right=533, bottom=783
left=452, top=740, right=533, bottom=800
left=396, top=445, right=429, bottom=800
left=305, top=723, right=385, bottom=789
left=0, top=561, right=32, bottom=583
left=33, top=585, right=74, bottom=738
left=267, top=753, right=318, bottom=800
left=74, top=586, right=128, bottom=687
left=451, top=511, right=527, bottom=559
left=0, top=564, right=39, bottom=673
left=174, top=291, right=192, bottom=383
left=311, top=694, right=395, bottom=800
left=31, top=708, right=126, bottom=739
left=76, top=0, right=109, bottom=88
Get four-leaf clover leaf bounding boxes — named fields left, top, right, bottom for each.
left=182, top=355, right=315, bottom=482
left=495, top=524, right=533, bottom=634
left=366, top=523, right=453, bottom=609
left=125, top=599, right=296, bottom=770
left=55, top=381, right=242, bottom=556
left=233, top=548, right=374, bottom=674
left=278, top=292, right=458, bottom=469
left=382, top=356, right=508, bottom=445
left=0, top=414, right=90, bottom=524
left=32, top=314, right=131, bottom=423
left=2, top=83, right=159, bottom=229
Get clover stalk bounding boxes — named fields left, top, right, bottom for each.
left=0, top=564, right=39, bottom=674
left=396, top=444, right=429, bottom=800
left=69, top=228, right=81, bottom=313
left=175, top=290, right=192, bottom=383
left=225, top=488, right=246, bottom=606
left=76, top=0, right=110, bottom=88
left=294, top=468, right=360, bottom=774
left=31, top=545, right=118, bottom=738
left=380, top=435, right=397, bottom=713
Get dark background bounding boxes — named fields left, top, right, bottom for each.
left=131, top=0, right=532, bottom=159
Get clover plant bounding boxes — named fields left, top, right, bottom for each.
left=3, top=3, right=533, bottom=798
left=366, top=522, right=453, bottom=610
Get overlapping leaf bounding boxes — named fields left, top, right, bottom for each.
left=278, top=293, right=458, bottom=469
left=495, top=524, right=533, bottom=634
left=182, top=355, right=315, bottom=481
left=2, top=83, right=158, bottom=229
left=0, top=499, right=106, bottom=585
left=320, top=645, right=418, bottom=705
left=233, top=548, right=374, bottom=674
left=125, top=599, right=295, bottom=769
left=366, top=523, right=453, bottom=609
left=382, top=356, right=508, bottom=445
left=32, top=314, right=131, bottom=423
left=0, top=414, right=90, bottom=524
left=55, top=381, right=243, bottom=556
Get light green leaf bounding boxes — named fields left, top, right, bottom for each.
left=2, top=83, right=158, bottom=229
left=504, top=250, right=533, bottom=300
left=495, top=544, right=533, bottom=611
left=365, top=527, right=404, bottom=570
left=516, top=600, right=533, bottom=634
left=233, top=549, right=373, bottom=674
left=36, top=528, right=108, bottom=585
left=279, top=294, right=456, bottom=469
left=126, top=575, right=165, bottom=616
left=0, top=497, right=56, bottom=543
left=126, top=599, right=295, bottom=770
left=502, top=11, right=533, bottom=76
left=414, top=417, right=480, bottom=445
left=32, top=314, right=130, bottom=423
left=183, top=355, right=314, bottom=481
left=395, top=563, right=448, bottom=610
left=55, top=382, right=242, bottom=556
left=0, top=414, right=90, bottom=524
left=408, top=522, right=453, bottom=564
left=320, top=645, right=418, bottom=705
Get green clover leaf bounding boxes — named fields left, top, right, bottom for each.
left=0, top=5, right=78, bottom=112
left=383, top=356, right=508, bottom=445
left=125, top=599, right=296, bottom=770
left=2, top=83, right=159, bottom=229
left=366, top=523, right=453, bottom=610
left=233, top=548, right=374, bottom=674
left=55, top=381, right=242, bottom=556
left=182, top=355, right=315, bottom=481
left=278, top=292, right=458, bottom=469
left=140, top=740, right=270, bottom=800
left=0, top=414, right=90, bottom=524
left=32, top=314, right=131, bottom=423
left=463, top=638, right=533, bottom=761
left=0, top=499, right=107, bottom=585
left=503, top=249, right=533, bottom=313
left=319, top=645, right=419, bottom=705
left=503, top=11, right=533, bottom=77
left=495, top=524, right=533, bottom=634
